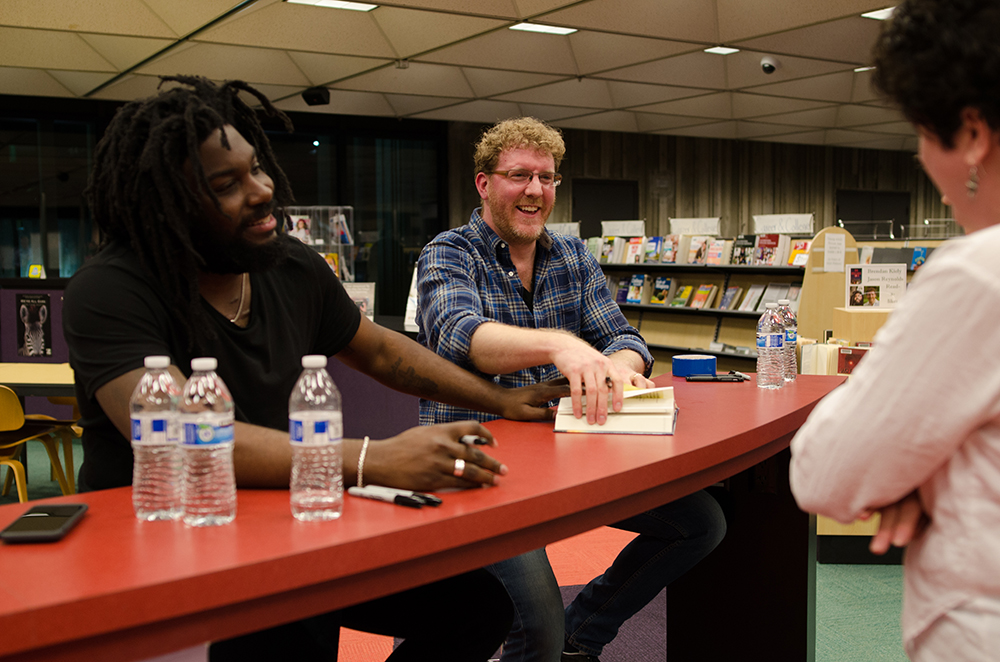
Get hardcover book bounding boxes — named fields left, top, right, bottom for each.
left=554, top=387, right=677, bottom=435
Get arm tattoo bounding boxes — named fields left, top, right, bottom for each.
left=389, top=357, right=439, bottom=396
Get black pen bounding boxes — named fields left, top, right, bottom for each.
left=348, top=486, right=424, bottom=508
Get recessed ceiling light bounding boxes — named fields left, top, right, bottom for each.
left=509, top=22, right=577, bottom=35
left=854, top=66, right=876, bottom=73
left=286, top=0, right=377, bottom=11
left=862, top=7, right=895, bottom=20
left=704, top=46, right=739, bottom=55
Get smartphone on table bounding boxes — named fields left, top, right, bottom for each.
left=0, top=504, right=88, bottom=543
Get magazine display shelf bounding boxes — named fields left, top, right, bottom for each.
left=601, top=262, right=805, bottom=370
left=284, top=206, right=355, bottom=281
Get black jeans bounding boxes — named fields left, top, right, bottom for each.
left=209, top=568, right=513, bottom=661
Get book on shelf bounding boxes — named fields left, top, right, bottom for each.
left=610, top=237, right=628, bottom=264
left=686, top=235, right=713, bottom=265
left=624, top=236, right=646, bottom=264
left=599, top=237, right=616, bottom=264
left=755, top=282, right=791, bottom=312
left=858, top=246, right=874, bottom=265
left=342, top=282, right=375, bottom=321
left=675, top=235, right=695, bottom=264
left=669, top=284, right=694, bottom=307
left=731, top=234, right=757, bottom=265
left=738, top=283, right=767, bottom=311
left=332, top=212, right=353, bottom=245
left=787, top=284, right=803, bottom=311
left=554, top=387, right=677, bottom=435
left=705, top=238, right=734, bottom=265
left=837, top=346, right=870, bottom=375
left=660, top=235, right=680, bottom=263
left=586, top=236, right=603, bottom=261
left=871, top=247, right=914, bottom=268
left=625, top=274, right=650, bottom=304
left=787, top=239, right=811, bottom=266
left=613, top=275, right=631, bottom=304
left=718, top=285, right=743, bottom=310
left=644, top=236, right=664, bottom=263
left=689, top=283, right=718, bottom=309
left=911, top=246, right=933, bottom=271
left=753, top=234, right=790, bottom=266
left=649, top=276, right=676, bottom=305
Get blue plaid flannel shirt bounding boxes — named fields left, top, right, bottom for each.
left=416, top=209, right=653, bottom=425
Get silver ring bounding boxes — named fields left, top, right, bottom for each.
left=453, top=458, right=466, bottom=477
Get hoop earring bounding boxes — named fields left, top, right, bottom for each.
left=967, top=165, right=979, bottom=199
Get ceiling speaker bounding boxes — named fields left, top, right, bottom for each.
left=302, top=87, right=330, bottom=106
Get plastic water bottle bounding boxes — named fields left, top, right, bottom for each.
left=288, top=355, right=344, bottom=521
left=777, top=299, right=798, bottom=383
left=129, top=355, right=182, bottom=521
left=179, top=357, right=236, bottom=526
left=756, top=303, right=785, bottom=389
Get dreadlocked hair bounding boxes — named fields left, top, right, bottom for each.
left=85, top=75, right=295, bottom=351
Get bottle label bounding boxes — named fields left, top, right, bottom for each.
left=785, top=329, right=797, bottom=343
left=182, top=422, right=235, bottom=446
left=289, top=417, right=343, bottom=445
left=757, top=333, right=784, bottom=349
left=131, top=417, right=169, bottom=445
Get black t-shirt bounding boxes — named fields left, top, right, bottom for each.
left=63, top=236, right=362, bottom=490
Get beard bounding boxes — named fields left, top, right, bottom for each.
left=485, top=186, right=551, bottom=245
left=191, top=208, right=290, bottom=274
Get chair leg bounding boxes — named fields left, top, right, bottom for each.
left=39, top=438, right=71, bottom=496
left=0, top=460, right=28, bottom=502
left=62, top=435, right=76, bottom=494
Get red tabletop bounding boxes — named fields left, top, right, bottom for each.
left=0, top=374, right=843, bottom=662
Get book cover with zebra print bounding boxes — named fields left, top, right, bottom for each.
left=16, top=293, right=52, bottom=358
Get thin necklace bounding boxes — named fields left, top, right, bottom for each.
left=229, top=273, right=247, bottom=323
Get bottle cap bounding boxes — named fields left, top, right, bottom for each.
left=191, top=357, right=218, bottom=372
left=301, top=355, right=328, bottom=369
left=778, top=299, right=791, bottom=305
left=765, top=303, right=778, bottom=308
left=144, top=355, right=170, bottom=369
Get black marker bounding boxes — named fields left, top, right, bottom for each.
left=348, top=486, right=424, bottom=508
left=460, top=434, right=490, bottom=446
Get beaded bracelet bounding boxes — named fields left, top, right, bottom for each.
left=357, top=436, right=370, bottom=488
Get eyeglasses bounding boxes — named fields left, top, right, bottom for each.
left=487, top=169, right=563, bottom=187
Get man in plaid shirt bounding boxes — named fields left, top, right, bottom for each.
left=416, top=117, right=727, bottom=662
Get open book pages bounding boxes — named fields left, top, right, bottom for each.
left=553, top=387, right=677, bottom=435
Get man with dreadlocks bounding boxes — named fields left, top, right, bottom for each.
left=63, top=76, right=569, bottom=661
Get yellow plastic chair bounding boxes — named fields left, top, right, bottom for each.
left=0, top=385, right=76, bottom=502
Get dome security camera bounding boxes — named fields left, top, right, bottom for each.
left=761, top=56, right=780, bottom=74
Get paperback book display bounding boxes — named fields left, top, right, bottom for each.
left=585, top=232, right=810, bottom=267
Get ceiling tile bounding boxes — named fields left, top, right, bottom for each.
left=836, top=104, right=905, bottom=128
left=830, top=136, right=910, bottom=150
left=143, top=0, right=257, bottom=37
left=544, top=0, right=720, bottom=43
left=47, top=70, right=118, bottom=96
left=384, top=93, right=461, bottom=115
left=275, top=88, right=396, bottom=116
left=717, top=0, right=889, bottom=43
left=138, top=42, right=311, bottom=86
left=78, top=34, right=174, bottom=72
left=734, top=120, right=812, bottom=139
left=731, top=93, right=833, bottom=118
left=0, top=27, right=116, bottom=72
left=755, top=106, right=839, bottom=127
left=607, top=81, right=706, bottom=108
left=198, top=2, right=396, bottom=58
left=86, top=73, right=170, bottom=101
left=417, top=28, right=579, bottom=75
left=462, top=67, right=565, bottom=98
left=850, top=121, right=916, bottom=136
left=412, top=99, right=524, bottom=123
left=751, top=130, right=827, bottom=146
left=635, top=92, right=733, bottom=119
left=568, top=31, right=696, bottom=76
left=287, top=51, right=390, bottom=85
left=0, top=67, right=75, bottom=97
left=334, top=61, right=475, bottom=97
left=824, top=128, right=896, bottom=146
left=748, top=70, right=856, bottom=103
left=603, top=51, right=726, bottom=89
left=373, top=7, right=505, bottom=59
left=851, top=68, right=881, bottom=102
left=495, top=78, right=614, bottom=108
left=517, top=103, right=598, bottom=122
left=382, top=0, right=520, bottom=18
left=0, top=0, right=177, bottom=36
left=733, top=16, right=883, bottom=65
left=554, top=111, right=640, bottom=133
left=635, top=113, right=717, bottom=132
left=515, top=0, right=580, bottom=16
